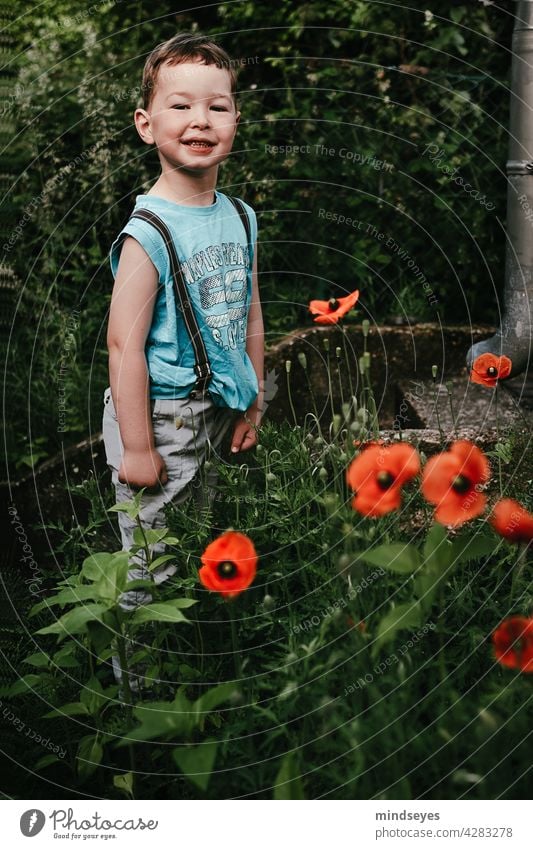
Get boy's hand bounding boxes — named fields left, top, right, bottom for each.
left=118, top=448, right=168, bottom=490
left=231, top=415, right=258, bottom=454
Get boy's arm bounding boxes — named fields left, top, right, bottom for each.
left=231, top=245, right=264, bottom=453
left=107, top=236, right=168, bottom=489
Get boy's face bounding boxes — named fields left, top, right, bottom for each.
left=135, top=59, right=240, bottom=175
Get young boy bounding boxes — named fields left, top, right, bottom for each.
left=103, top=33, right=264, bottom=613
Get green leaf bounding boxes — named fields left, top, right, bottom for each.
left=133, top=526, right=171, bottom=547
left=148, top=554, right=177, bottom=573
left=53, top=645, right=81, bottom=669
left=108, top=489, right=145, bottom=519
left=94, top=553, right=130, bottom=601
left=373, top=601, right=421, bottom=653
left=77, top=735, right=103, bottom=781
left=44, top=702, right=90, bottom=718
left=450, top=530, right=496, bottom=566
left=80, top=677, right=107, bottom=716
left=36, top=604, right=107, bottom=641
left=22, top=652, right=50, bottom=668
left=113, top=772, right=134, bottom=798
left=361, top=543, right=421, bottom=574
left=415, top=524, right=455, bottom=612
left=422, top=523, right=450, bottom=571
left=173, top=739, right=218, bottom=791
left=121, top=691, right=194, bottom=743
left=130, top=601, right=194, bottom=626
left=34, top=754, right=61, bottom=771
left=82, top=552, right=116, bottom=582
left=193, top=682, right=238, bottom=730
left=7, top=675, right=43, bottom=696
left=273, top=752, right=305, bottom=800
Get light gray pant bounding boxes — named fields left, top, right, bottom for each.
left=102, top=387, right=236, bottom=611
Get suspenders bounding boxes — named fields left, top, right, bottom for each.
left=128, top=195, right=251, bottom=395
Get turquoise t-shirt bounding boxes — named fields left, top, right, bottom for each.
left=109, top=191, right=259, bottom=411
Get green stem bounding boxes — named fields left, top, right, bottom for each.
left=116, top=630, right=134, bottom=709
left=228, top=605, right=241, bottom=680
left=495, top=385, right=503, bottom=497
left=447, top=382, right=458, bottom=439
left=341, top=324, right=356, bottom=401
left=286, top=365, right=298, bottom=427
left=510, top=542, right=529, bottom=601
left=432, top=376, right=444, bottom=444
left=323, top=348, right=336, bottom=427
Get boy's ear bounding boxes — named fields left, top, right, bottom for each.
left=234, top=110, right=241, bottom=131
left=134, top=108, right=155, bottom=145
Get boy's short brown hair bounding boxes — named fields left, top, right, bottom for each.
left=141, top=32, right=237, bottom=110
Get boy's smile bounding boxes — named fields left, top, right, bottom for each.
left=135, top=59, right=240, bottom=177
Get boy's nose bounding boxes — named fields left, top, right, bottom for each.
left=189, top=107, right=211, bottom=128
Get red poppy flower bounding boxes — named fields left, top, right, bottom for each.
left=309, top=290, right=359, bottom=325
left=470, top=353, right=512, bottom=387
left=421, top=440, right=490, bottom=527
left=346, top=442, right=420, bottom=517
left=199, top=531, right=257, bottom=598
left=490, top=498, right=533, bottom=544
left=492, top=616, right=533, bottom=673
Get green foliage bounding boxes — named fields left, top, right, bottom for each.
left=6, top=0, right=515, bottom=469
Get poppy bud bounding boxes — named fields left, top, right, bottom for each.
left=362, top=319, right=370, bottom=337
left=357, top=407, right=368, bottom=424
left=337, top=553, right=352, bottom=573
left=339, top=451, right=348, bottom=463
left=323, top=337, right=330, bottom=352
left=359, top=356, right=366, bottom=375
left=335, top=346, right=342, bottom=358
left=204, top=460, right=213, bottom=472
left=297, top=352, right=307, bottom=369
left=266, top=472, right=277, bottom=484
left=315, top=435, right=326, bottom=446
left=256, top=443, right=264, bottom=455
left=323, top=492, right=339, bottom=513
left=341, top=402, right=351, bottom=421
left=318, top=466, right=328, bottom=481
left=332, top=414, right=342, bottom=435
left=431, top=364, right=438, bottom=379
left=262, top=594, right=275, bottom=611
left=350, top=421, right=362, bottom=435
left=363, top=351, right=371, bottom=368
left=285, top=359, right=292, bottom=373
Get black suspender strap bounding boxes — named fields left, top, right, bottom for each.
left=127, top=197, right=252, bottom=394
left=130, top=207, right=212, bottom=391
left=227, top=195, right=252, bottom=264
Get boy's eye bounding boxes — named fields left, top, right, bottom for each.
left=171, top=104, right=189, bottom=110
left=211, top=105, right=228, bottom=112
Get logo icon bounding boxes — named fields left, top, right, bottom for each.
left=20, top=810, right=45, bottom=837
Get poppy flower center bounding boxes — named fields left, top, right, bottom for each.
left=487, top=366, right=498, bottom=377
left=451, top=474, right=470, bottom=493
left=328, top=298, right=339, bottom=311
left=217, top=560, right=237, bottom=579
left=376, top=470, right=395, bottom=489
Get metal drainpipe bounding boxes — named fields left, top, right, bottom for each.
left=466, top=0, right=533, bottom=378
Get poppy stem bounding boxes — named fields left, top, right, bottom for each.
left=432, top=370, right=444, bottom=444
left=336, top=347, right=345, bottom=411
left=446, top=381, right=458, bottom=439
left=285, top=361, right=298, bottom=427
left=511, top=542, right=529, bottom=601
left=495, top=385, right=503, bottom=497
left=341, top=324, right=356, bottom=402
left=324, top=339, right=336, bottom=426
left=227, top=605, right=242, bottom=681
